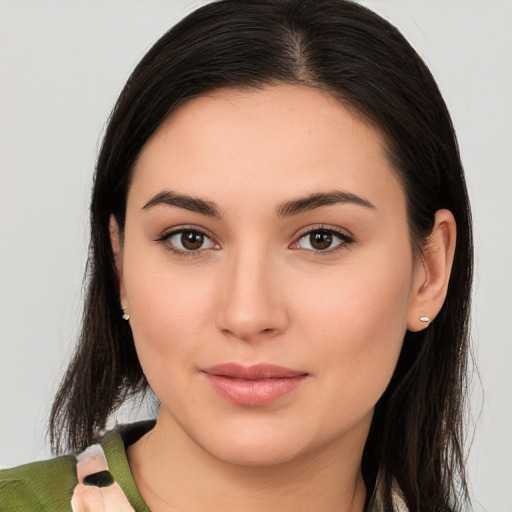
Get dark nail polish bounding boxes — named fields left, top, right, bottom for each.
left=83, top=470, right=115, bottom=487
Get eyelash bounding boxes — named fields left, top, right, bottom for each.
left=155, top=226, right=217, bottom=258
left=292, top=225, right=355, bottom=255
left=155, top=225, right=354, bottom=258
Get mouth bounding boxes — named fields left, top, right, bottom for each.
left=202, top=363, right=308, bottom=406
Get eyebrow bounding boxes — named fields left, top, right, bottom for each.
left=276, top=190, right=375, bottom=217
left=142, top=190, right=222, bottom=217
left=141, top=188, right=375, bottom=218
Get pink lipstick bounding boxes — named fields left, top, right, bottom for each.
left=202, top=363, right=307, bottom=406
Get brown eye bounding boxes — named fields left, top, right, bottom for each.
left=164, top=229, right=216, bottom=254
left=294, top=228, right=351, bottom=253
left=181, top=231, right=204, bottom=250
left=309, top=231, right=333, bottom=250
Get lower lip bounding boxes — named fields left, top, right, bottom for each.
left=204, top=374, right=307, bottom=406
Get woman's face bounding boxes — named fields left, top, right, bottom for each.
left=117, top=85, right=423, bottom=466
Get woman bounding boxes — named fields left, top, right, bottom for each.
left=0, top=0, right=473, bottom=510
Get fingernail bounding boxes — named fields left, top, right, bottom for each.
left=83, top=470, right=115, bottom=487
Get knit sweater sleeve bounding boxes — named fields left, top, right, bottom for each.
left=0, top=455, right=77, bottom=511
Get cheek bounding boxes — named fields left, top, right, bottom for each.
left=121, top=244, right=217, bottom=384
left=295, top=252, right=413, bottom=405
left=128, top=274, right=209, bottom=341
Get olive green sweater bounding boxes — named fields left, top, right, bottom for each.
left=0, top=421, right=154, bottom=511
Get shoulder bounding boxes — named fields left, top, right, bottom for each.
left=0, top=454, right=77, bottom=511
left=0, top=421, right=155, bottom=512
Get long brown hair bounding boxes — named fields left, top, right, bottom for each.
left=50, top=1, right=473, bottom=510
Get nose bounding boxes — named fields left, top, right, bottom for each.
left=215, top=247, right=289, bottom=342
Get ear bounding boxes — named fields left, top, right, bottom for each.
left=407, top=209, right=456, bottom=332
left=109, top=215, right=127, bottom=306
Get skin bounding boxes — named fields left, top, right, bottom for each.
left=111, top=85, right=456, bottom=511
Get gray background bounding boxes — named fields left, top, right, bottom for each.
left=0, top=1, right=511, bottom=510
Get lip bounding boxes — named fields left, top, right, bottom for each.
left=202, top=363, right=308, bottom=406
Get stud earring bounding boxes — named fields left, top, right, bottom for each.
left=121, top=306, right=130, bottom=321
left=419, top=315, right=430, bottom=326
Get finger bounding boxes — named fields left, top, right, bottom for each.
left=98, top=483, right=136, bottom=511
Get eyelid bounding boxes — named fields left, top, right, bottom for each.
left=157, top=224, right=215, bottom=240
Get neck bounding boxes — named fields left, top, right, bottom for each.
left=128, top=412, right=369, bottom=512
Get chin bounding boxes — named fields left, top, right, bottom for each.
left=207, top=438, right=307, bottom=467
left=194, top=418, right=339, bottom=468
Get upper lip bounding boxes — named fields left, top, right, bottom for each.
left=203, top=363, right=307, bottom=380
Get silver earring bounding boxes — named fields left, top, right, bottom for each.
left=121, top=306, right=130, bottom=321
left=419, top=316, right=430, bottom=326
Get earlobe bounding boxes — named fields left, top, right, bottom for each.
left=407, top=209, right=456, bottom=332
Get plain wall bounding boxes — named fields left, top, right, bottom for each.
left=1, top=1, right=511, bottom=510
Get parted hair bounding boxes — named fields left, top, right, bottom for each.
left=49, top=1, right=473, bottom=510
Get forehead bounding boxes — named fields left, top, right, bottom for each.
left=129, top=85, right=404, bottom=212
